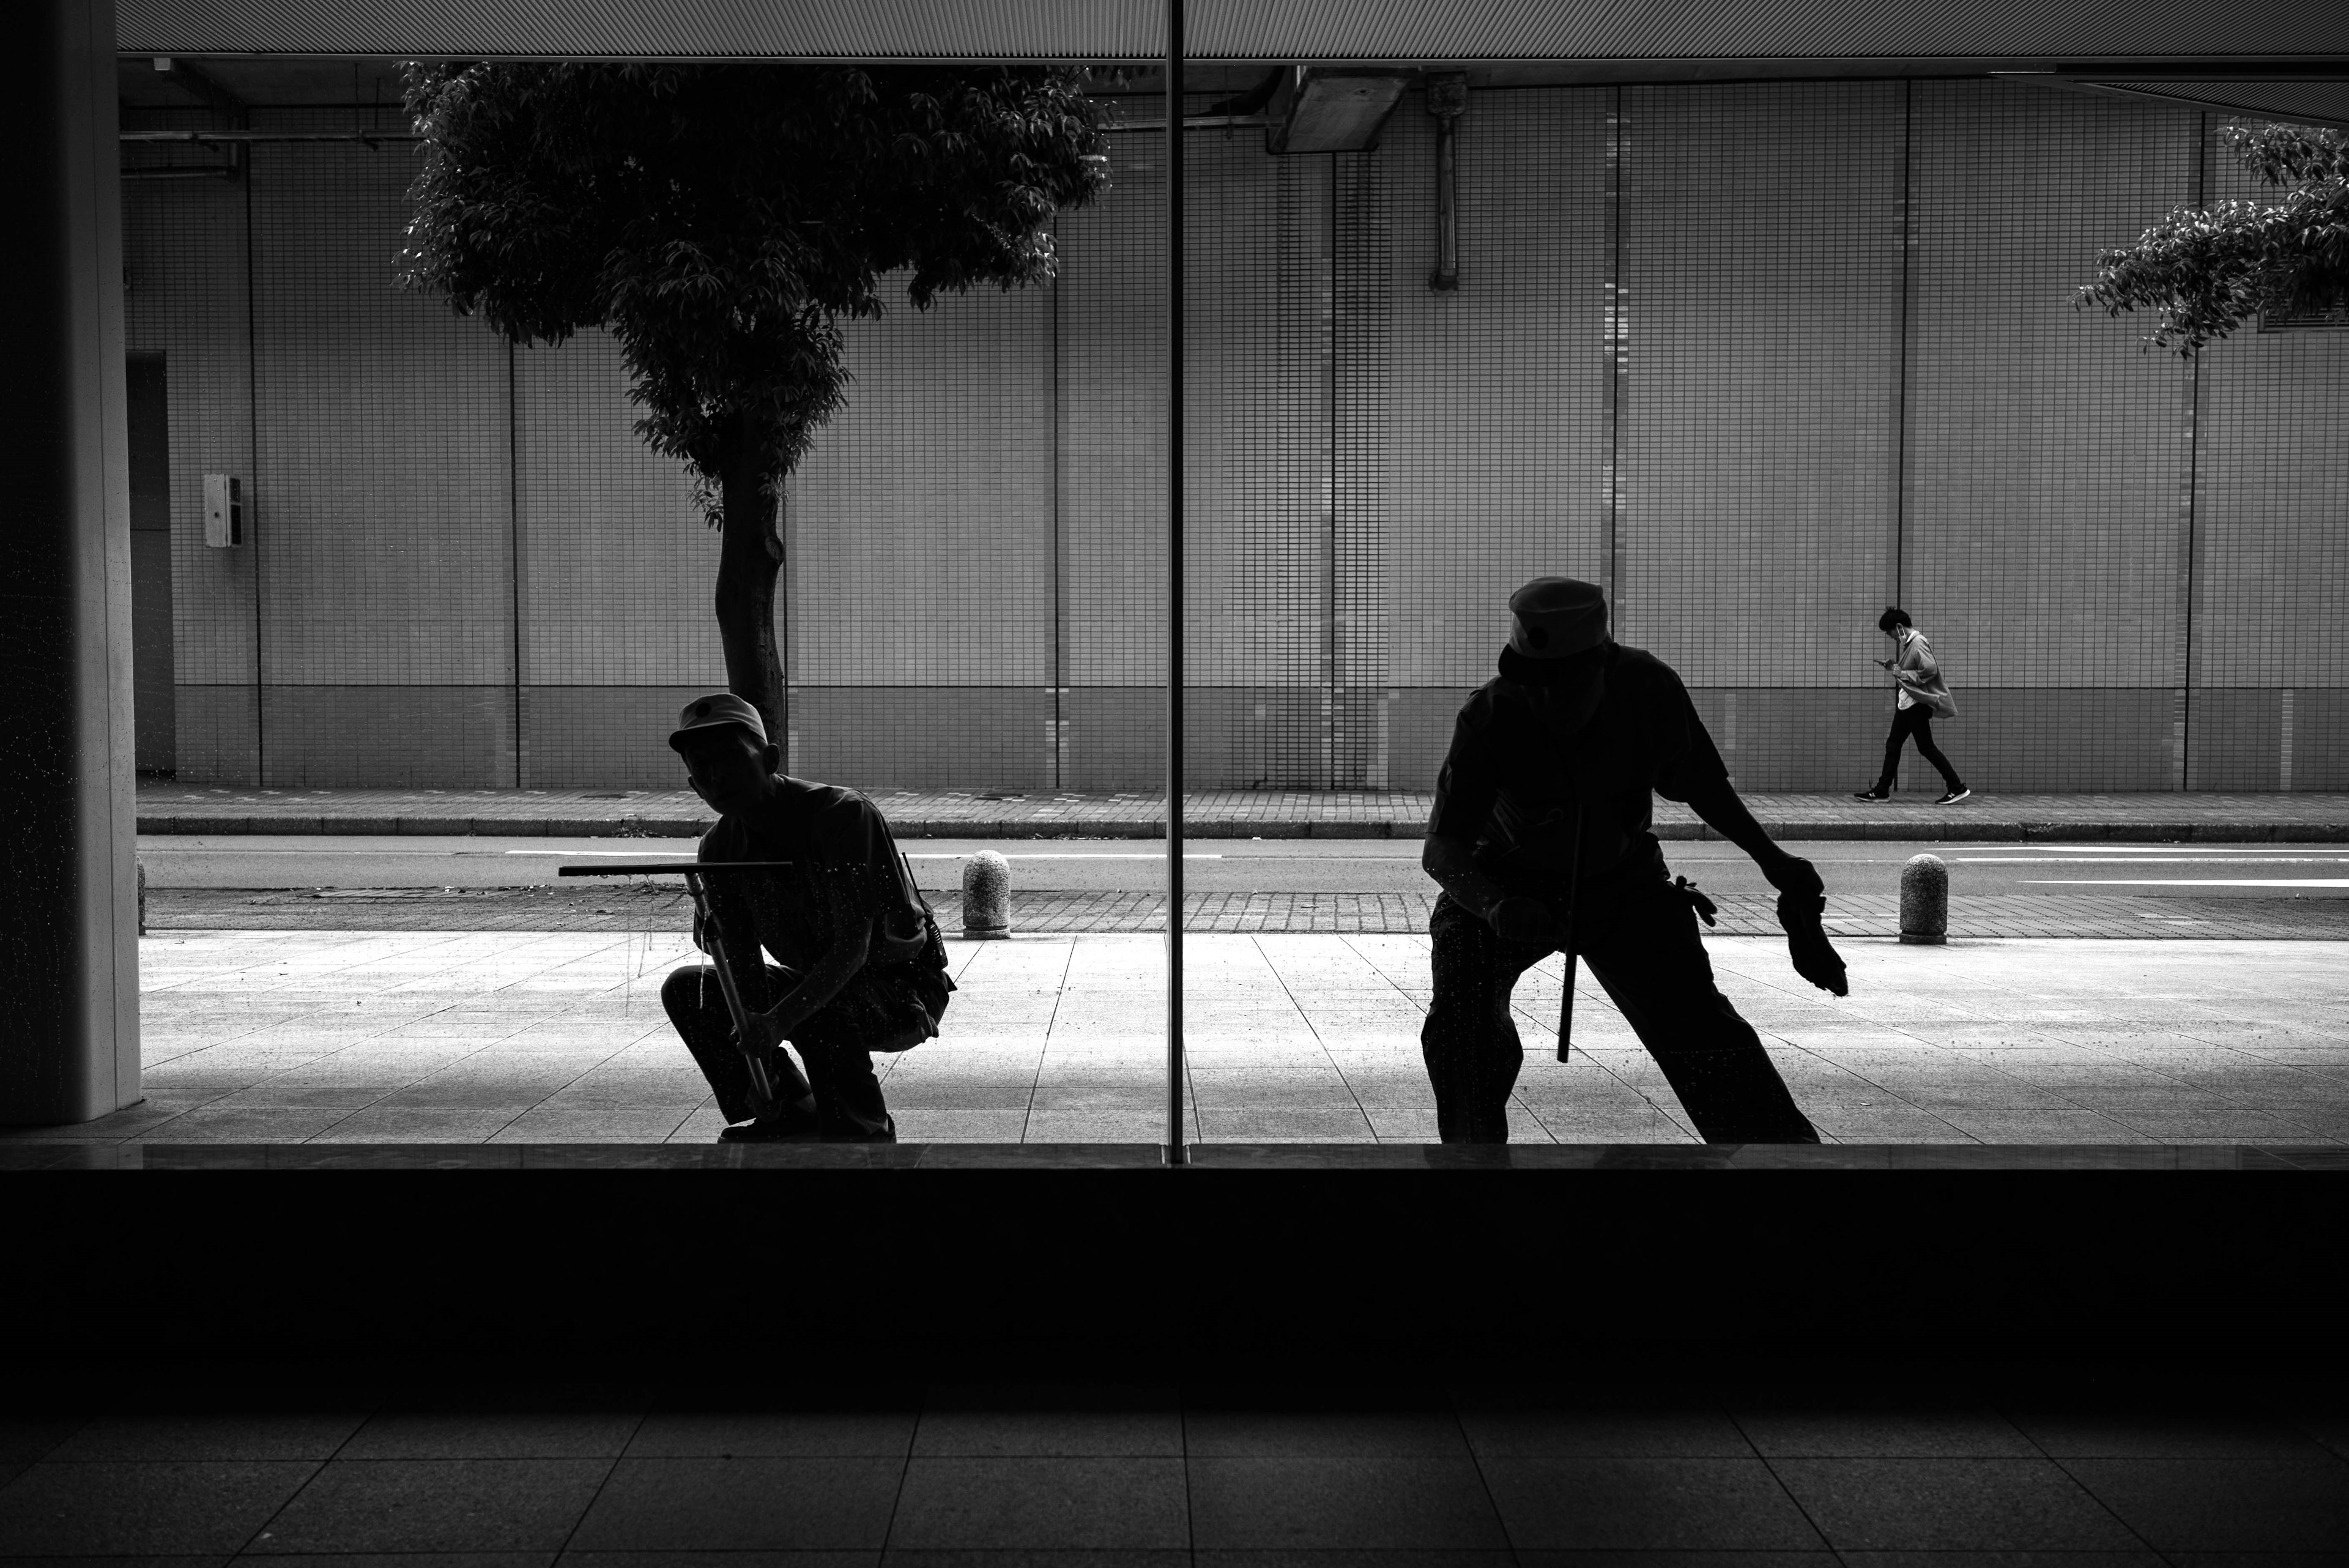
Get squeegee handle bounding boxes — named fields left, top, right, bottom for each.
left=683, top=869, right=779, bottom=1117
left=1555, top=803, right=1586, bottom=1065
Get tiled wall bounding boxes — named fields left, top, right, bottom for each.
left=1055, top=108, right=1170, bottom=786
left=122, top=81, right=2349, bottom=793
left=1364, top=88, right=1612, bottom=757
left=1902, top=85, right=2201, bottom=787
left=249, top=113, right=519, bottom=788
left=121, top=110, right=259, bottom=779
left=2188, top=119, right=2349, bottom=789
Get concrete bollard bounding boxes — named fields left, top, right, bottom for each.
left=1899, top=853, right=1947, bottom=945
left=136, top=861, right=147, bottom=937
left=961, top=850, right=1011, bottom=938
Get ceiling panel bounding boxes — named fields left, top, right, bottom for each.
left=117, top=0, right=2349, bottom=62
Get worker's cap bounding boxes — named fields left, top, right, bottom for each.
left=667, top=691, right=768, bottom=752
left=1508, top=576, right=1611, bottom=659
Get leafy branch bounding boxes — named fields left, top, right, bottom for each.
left=2075, top=121, right=2347, bottom=355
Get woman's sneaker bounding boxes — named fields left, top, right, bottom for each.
left=1935, top=787, right=1973, bottom=805
left=1852, top=787, right=1891, bottom=801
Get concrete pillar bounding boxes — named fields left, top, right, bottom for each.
left=1, top=0, right=143, bottom=1124
left=1899, top=854, right=1948, bottom=946
left=961, top=851, right=1011, bottom=938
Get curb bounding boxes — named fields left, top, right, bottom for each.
left=136, top=814, right=2349, bottom=843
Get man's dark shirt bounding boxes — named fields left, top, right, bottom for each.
left=1429, top=643, right=1731, bottom=897
left=696, top=776, right=937, bottom=1005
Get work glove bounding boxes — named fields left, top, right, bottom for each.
left=1765, top=854, right=1849, bottom=997
left=1490, top=895, right=1564, bottom=948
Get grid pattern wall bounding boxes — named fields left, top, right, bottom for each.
left=1054, top=105, right=1171, bottom=788
left=786, top=276, right=1056, bottom=688
left=121, top=108, right=261, bottom=779
left=2186, top=116, right=2349, bottom=789
left=1372, top=90, right=1612, bottom=688
left=1184, top=135, right=1335, bottom=787
left=1331, top=146, right=1389, bottom=786
left=261, top=685, right=516, bottom=788
left=510, top=330, right=719, bottom=786
left=128, top=84, right=2349, bottom=792
left=782, top=267, right=1058, bottom=790
left=1901, top=81, right=2199, bottom=787
left=1616, top=83, right=1904, bottom=686
left=248, top=108, right=518, bottom=786
left=514, top=331, right=713, bottom=688
left=1365, top=89, right=1613, bottom=794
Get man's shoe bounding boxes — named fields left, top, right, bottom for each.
left=718, top=1105, right=822, bottom=1142
left=828, top=1113, right=898, bottom=1144
left=1935, top=787, right=1973, bottom=805
left=1852, top=787, right=1891, bottom=801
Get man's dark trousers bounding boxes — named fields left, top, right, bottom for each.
left=1878, top=705, right=1962, bottom=793
left=1423, top=875, right=1820, bottom=1143
left=661, top=964, right=891, bottom=1137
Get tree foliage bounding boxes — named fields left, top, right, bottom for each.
left=2076, top=121, right=2347, bottom=355
left=399, top=61, right=1110, bottom=500
left=397, top=62, right=1109, bottom=739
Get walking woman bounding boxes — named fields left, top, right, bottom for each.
left=1855, top=607, right=1970, bottom=803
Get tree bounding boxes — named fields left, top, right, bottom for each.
left=2077, top=121, right=2347, bottom=355
left=399, top=63, right=1110, bottom=741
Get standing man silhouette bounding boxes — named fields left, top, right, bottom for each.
left=1854, top=606, right=1969, bottom=804
left=1419, top=578, right=1847, bottom=1144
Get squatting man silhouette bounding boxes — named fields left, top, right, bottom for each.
left=661, top=693, right=954, bottom=1142
left=1419, top=578, right=1849, bottom=1143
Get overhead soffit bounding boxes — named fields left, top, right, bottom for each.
left=2074, top=79, right=2349, bottom=127
left=117, top=0, right=2349, bottom=61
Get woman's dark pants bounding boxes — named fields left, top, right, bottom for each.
left=1422, top=880, right=1820, bottom=1145
left=1877, top=705, right=1963, bottom=793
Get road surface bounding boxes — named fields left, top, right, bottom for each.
left=138, top=835, right=2349, bottom=899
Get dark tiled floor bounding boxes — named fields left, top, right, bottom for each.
left=249, top=1459, right=615, bottom=1553
left=1765, top=1456, right=2142, bottom=1550
left=3, top=1392, right=2343, bottom=1558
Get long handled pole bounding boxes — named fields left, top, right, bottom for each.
left=683, top=868, right=782, bottom=1116
left=1555, top=804, right=1584, bottom=1063
left=559, top=861, right=804, bottom=1116
left=1164, top=0, right=1187, bottom=1165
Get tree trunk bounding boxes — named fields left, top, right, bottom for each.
left=713, top=407, right=789, bottom=758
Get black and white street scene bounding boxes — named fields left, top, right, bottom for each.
left=64, top=36, right=2349, bottom=1154
left=7, top=0, right=2349, bottom=1555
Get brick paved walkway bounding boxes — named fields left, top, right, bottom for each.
left=150, top=885, right=2349, bottom=939
left=137, top=781, right=2349, bottom=841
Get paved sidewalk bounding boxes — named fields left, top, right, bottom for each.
left=150, top=885, right=2349, bottom=939
left=136, top=781, right=2349, bottom=841
left=17, top=930, right=2347, bottom=1148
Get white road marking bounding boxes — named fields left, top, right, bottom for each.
left=141, top=847, right=462, bottom=855
left=904, top=853, right=1225, bottom=860
left=500, top=850, right=1231, bottom=860
left=1954, top=856, right=2349, bottom=864
left=502, top=849, right=698, bottom=857
left=2025, top=844, right=2334, bottom=854
left=2019, top=879, right=2349, bottom=888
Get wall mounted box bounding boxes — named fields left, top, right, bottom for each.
left=202, top=472, right=242, bottom=547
